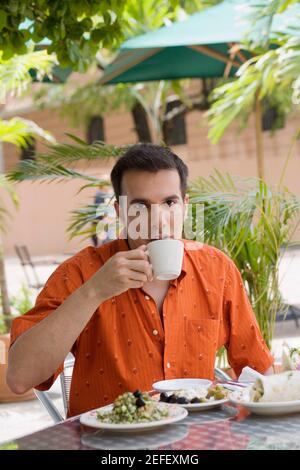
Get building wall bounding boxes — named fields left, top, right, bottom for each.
left=2, top=105, right=300, bottom=256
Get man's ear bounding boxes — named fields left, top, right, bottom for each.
left=183, top=194, right=189, bottom=219
left=114, top=200, right=120, bottom=218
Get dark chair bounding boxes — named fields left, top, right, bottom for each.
left=276, top=303, right=300, bottom=328
left=34, top=356, right=75, bottom=423
left=14, top=245, right=60, bottom=290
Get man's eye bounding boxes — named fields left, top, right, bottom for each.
left=165, top=200, right=176, bottom=207
left=132, top=202, right=147, bottom=210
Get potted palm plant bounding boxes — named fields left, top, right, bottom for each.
left=188, top=170, right=300, bottom=349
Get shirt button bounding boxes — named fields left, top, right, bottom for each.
left=145, top=295, right=150, bottom=300
left=152, top=329, right=159, bottom=336
left=166, top=362, right=171, bottom=369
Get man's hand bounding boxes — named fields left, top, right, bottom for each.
left=93, top=245, right=153, bottom=300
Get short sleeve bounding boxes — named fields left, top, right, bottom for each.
left=223, top=259, right=274, bottom=377
left=10, top=260, right=84, bottom=391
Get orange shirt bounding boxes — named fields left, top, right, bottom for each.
left=10, top=239, right=273, bottom=417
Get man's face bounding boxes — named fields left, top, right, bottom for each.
left=115, top=169, right=188, bottom=249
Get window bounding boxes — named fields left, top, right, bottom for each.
left=131, top=102, right=152, bottom=142
left=87, top=116, right=105, bottom=144
left=162, top=99, right=187, bottom=146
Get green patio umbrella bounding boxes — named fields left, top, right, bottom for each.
left=99, top=0, right=248, bottom=85
left=99, top=0, right=298, bottom=179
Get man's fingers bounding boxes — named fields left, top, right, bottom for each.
left=115, top=245, right=153, bottom=281
left=128, top=270, right=148, bottom=283
left=121, top=245, right=148, bottom=260
left=126, top=259, right=153, bottom=281
left=128, top=280, right=144, bottom=289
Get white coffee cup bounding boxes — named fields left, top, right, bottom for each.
left=146, top=239, right=184, bottom=280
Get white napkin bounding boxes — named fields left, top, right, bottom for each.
left=238, top=366, right=264, bottom=384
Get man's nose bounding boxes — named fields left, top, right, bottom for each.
left=150, top=204, right=169, bottom=221
left=150, top=205, right=170, bottom=236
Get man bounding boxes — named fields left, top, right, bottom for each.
left=7, top=143, right=273, bottom=417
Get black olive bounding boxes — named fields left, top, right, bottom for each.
left=160, top=392, right=169, bottom=402
left=190, top=397, right=201, bottom=404
left=136, top=397, right=146, bottom=407
left=133, top=390, right=142, bottom=398
left=177, top=397, right=189, bottom=404
left=167, top=394, right=178, bottom=403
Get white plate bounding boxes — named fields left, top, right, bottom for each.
left=178, top=398, right=229, bottom=411
left=152, top=378, right=212, bottom=393
left=81, top=424, right=189, bottom=450
left=79, top=402, right=188, bottom=432
left=230, top=389, right=300, bottom=416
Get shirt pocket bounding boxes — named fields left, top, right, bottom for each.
left=184, top=318, right=219, bottom=380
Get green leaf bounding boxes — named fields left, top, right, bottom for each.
left=0, top=10, right=7, bottom=31
left=0, top=49, right=57, bottom=100
left=0, top=117, right=55, bottom=147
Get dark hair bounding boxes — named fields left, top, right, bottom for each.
left=110, top=143, right=188, bottom=200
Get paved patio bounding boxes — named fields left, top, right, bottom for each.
left=1, top=248, right=300, bottom=444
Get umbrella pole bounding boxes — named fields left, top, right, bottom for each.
left=254, top=89, right=265, bottom=180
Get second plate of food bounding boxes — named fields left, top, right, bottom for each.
left=155, top=384, right=229, bottom=411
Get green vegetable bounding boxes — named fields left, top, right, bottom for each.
left=97, top=391, right=169, bottom=424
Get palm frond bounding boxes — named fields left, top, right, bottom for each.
left=188, top=170, right=300, bottom=346
left=240, top=0, right=300, bottom=51
left=7, top=160, right=101, bottom=183
left=7, top=138, right=128, bottom=183
left=208, top=43, right=295, bottom=143
left=76, top=180, right=113, bottom=196
left=0, top=49, right=57, bottom=102
left=34, top=137, right=127, bottom=166
left=207, top=60, right=260, bottom=143
left=67, top=201, right=116, bottom=241
left=208, top=15, right=300, bottom=144
left=0, top=117, right=55, bottom=147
